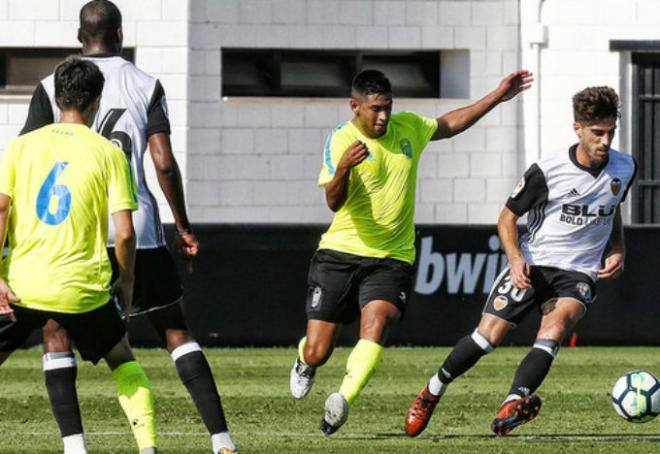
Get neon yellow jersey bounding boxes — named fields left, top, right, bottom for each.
left=318, top=112, right=437, bottom=264
left=0, top=123, right=138, bottom=314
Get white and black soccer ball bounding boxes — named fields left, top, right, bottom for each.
left=611, top=370, right=660, bottom=423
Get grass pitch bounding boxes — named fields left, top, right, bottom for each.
left=0, top=347, right=659, bottom=453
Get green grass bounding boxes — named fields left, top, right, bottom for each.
left=1, top=347, right=660, bottom=453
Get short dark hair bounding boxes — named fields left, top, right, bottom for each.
left=79, top=0, right=122, bottom=44
left=351, top=70, right=392, bottom=98
left=55, top=56, right=105, bottom=112
left=573, top=86, right=620, bottom=124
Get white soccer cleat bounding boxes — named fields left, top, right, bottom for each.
left=290, top=357, right=316, bottom=399
left=320, top=392, right=349, bottom=436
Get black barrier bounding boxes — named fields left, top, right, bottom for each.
left=125, top=224, right=660, bottom=347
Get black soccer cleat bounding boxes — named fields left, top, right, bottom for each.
left=491, top=395, right=541, bottom=436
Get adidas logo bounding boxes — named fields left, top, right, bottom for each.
left=564, top=188, right=580, bottom=198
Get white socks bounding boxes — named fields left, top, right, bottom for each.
left=428, top=373, right=448, bottom=397
left=212, top=432, right=236, bottom=453
left=62, top=433, right=87, bottom=454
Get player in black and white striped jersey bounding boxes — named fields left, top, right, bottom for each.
left=21, top=2, right=235, bottom=453
left=405, top=86, right=636, bottom=438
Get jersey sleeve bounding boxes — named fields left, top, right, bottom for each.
left=145, top=80, right=171, bottom=138
left=318, top=125, right=351, bottom=187
left=0, top=141, right=17, bottom=198
left=505, top=163, right=549, bottom=216
left=410, top=112, right=438, bottom=152
left=621, top=157, right=638, bottom=203
left=107, top=145, right=139, bottom=213
left=20, top=83, right=54, bottom=135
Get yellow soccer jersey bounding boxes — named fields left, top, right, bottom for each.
left=318, top=111, right=437, bottom=264
left=0, top=123, right=138, bottom=314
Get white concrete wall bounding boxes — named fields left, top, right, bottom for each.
left=188, top=0, right=522, bottom=224
left=0, top=0, right=189, bottom=223
left=533, top=0, right=660, bottom=157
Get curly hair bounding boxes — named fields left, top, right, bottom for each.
left=572, top=86, right=620, bottom=124
left=55, top=56, right=105, bottom=112
left=351, top=70, right=392, bottom=98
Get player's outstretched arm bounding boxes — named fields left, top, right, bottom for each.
left=498, top=206, right=531, bottom=289
left=111, top=209, right=136, bottom=315
left=324, top=140, right=369, bottom=211
left=598, top=206, right=625, bottom=280
left=148, top=132, right=199, bottom=258
left=431, top=70, right=533, bottom=141
left=0, top=194, right=19, bottom=314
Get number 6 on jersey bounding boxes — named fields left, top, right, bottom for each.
left=36, top=161, right=71, bottom=225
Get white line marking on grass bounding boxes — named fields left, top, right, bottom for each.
left=20, top=431, right=660, bottom=442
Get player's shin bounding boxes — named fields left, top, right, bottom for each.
left=112, top=361, right=157, bottom=452
left=43, top=352, right=87, bottom=454
left=505, top=338, right=558, bottom=402
left=431, top=329, right=495, bottom=395
left=338, top=338, right=383, bottom=405
left=171, top=342, right=236, bottom=453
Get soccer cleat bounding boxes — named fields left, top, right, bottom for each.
left=405, top=385, right=440, bottom=437
left=219, top=449, right=237, bottom=454
left=491, top=395, right=542, bottom=436
left=290, top=357, right=316, bottom=399
left=319, top=392, right=349, bottom=436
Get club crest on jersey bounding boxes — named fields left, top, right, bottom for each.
left=493, top=295, right=508, bottom=311
left=510, top=176, right=525, bottom=198
left=611, top=178, right=622, bottom=196
left=575, top=282, right=592, bottom=302
left=400, top=138, right=413, bottom=159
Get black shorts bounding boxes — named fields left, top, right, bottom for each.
left=483, top=265, right=596, bottom=326
left=305, top=249, right=413, bottom=324
left=108, top=246, right=184, bottom=316
left=0, top=300, right=126, bottom=364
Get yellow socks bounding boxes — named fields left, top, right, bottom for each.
left=298, top=337, right=308, bottom=364
left=112, top=361, right=156, bottom=451
left=338, top=339, right=383, bottom=405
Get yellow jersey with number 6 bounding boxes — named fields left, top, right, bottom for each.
left=0, top=123, right=138, bottom=314
left=318, top=112, right=437, bottom=264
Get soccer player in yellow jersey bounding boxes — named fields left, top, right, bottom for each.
left=290, top=69, right=533, bottom=435
left=0, top=57, right=157, bottom=454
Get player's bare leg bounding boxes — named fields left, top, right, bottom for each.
left=291, top=320, right=340, bottom=399
left=148, top=303, right=236, bottom=454
left=320, top=300, right=399, bottom=436
left=406, top=314, right=510, bottom=436
left=41, top=320, right=88, bottom=454
left=492, top=297, right=585, bottom=436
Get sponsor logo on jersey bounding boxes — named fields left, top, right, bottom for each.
left=400, top=138, right=413, bottom=159
left=510, top=176, right=525, bottom=198
left=559, top=203, right=616, bottom=226
left=575, top=282, right=592, bottom=302
left=311, top=286, right=323, bottom=308
left=611, top=178, right=622, bottom=196
left=493, top=295, right=508, bottom=311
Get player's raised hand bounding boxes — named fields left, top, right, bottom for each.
left=597, top=251, right=624, bottom=280
left=338, top=141, right=370, bottom=171
left=497, top=70, right=534, bottom=102
left=509, top=255, right=531, bottom=289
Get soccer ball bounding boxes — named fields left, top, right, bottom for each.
left=611, top=370, right=660, bottom=422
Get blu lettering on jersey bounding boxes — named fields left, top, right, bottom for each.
left=559, top=203, right=616, bottom=226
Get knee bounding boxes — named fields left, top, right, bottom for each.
left=43, top=320, right=72, bottom=353
left=165, top=329, right=193, bottom=353
left=303, top=341, right=331, bottom=367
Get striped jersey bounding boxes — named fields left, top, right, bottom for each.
left=21, top=55, right=171, bottom=249
left=506, top=145, right=637, bottom=280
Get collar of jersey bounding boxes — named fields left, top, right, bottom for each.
left=568, top=144, right=608, bottom=178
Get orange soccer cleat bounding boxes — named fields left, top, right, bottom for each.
left=491, top=395, right=542, bottom=436
left=405, top=385, right=440, bottom=437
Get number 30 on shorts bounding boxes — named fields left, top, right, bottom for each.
left=36, top=161, right=72, bottom=225
left=497, top=275, right=527, bottom=302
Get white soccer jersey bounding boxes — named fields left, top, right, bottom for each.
left=506, top=145, right=637, bottom=280
left=22, top=55, right=170, bottom=249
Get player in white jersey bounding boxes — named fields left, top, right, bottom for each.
left=405, top=86, right=636, bottom=437
left=21, top=2, right=236, bottom=453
